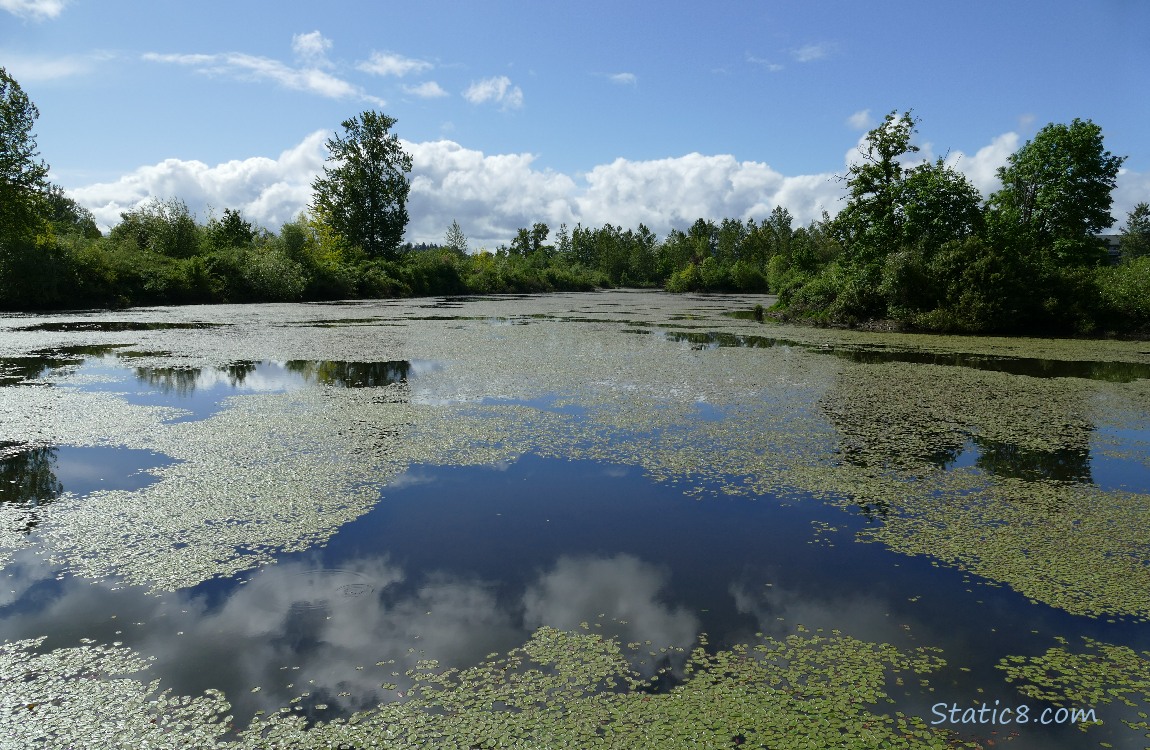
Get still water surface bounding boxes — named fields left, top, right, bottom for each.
left=1, top=293, right=1148, bottom=748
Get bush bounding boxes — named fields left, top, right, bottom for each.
left=665, top=263, right=701, bottom=293
left=1097, top=256, right=1150, bottom=331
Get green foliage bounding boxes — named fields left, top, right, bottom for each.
left=2, top=89, right=1143, bottom=339
left=987, top=118, right=1124, bottom=263
left=45, top=185, right=100, bottom=239
left=909, top=237, right=1024, bottom=333
left=1119, top=202, right=1150, bottom=261
left=310, top=110, right=412, bottom=260
left=0, top=67, right=49, bottom=248
left=1098, top=256, right=1150, bottom=330
left=205, top=207, right=254, bottom=251
left=897, top=158, right=983, bottom=249
left=443, top=219, right=468, bottom=255
left=110, top=198, right=201, bottom=258
left=835, top=110, right=919, bottom=270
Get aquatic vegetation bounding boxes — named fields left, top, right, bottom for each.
left=0, top=627, right=979, bottom=749
left=998, top=637, right=1150, bottom=733
left=0, top=290, right=1147, bottom=746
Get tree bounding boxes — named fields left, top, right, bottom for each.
left=896, top=158, right=983, bottom=249
left=1119, top=202, right=1150, bottom=261
left=310, top=111, right=412, bottom=261
left=0, top=66, right=50, bottom=249
left=444, top=219, right=468, bottom=255
left=45, top=185, right=100, bottom=239
left=987, top=118, right=1125, bottom=265
left=206, top=208, right=254, bottom=251
left=834, top=110, right=919, bottom=270
left=110, top=198, right=200, bottom=258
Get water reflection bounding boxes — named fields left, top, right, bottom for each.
left=0, top=456, right=1144, bottom=748
left=0, top=445, right=60, bottom=534
left=970, top=438, right=1093, bottom=484
left=0, top=444, right=172, bottom=534
left=0, top=550, right=699, bottom=725
left=52, top=357, right=429, bottom=423
left=132, top=360, right=413, bottom=397
left=0, top=345, right=128, bottom=386
left=665, top=329, right=1150, bottom=382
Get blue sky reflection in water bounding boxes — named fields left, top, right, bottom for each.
left=0, top=453, right=1146, bottom=749
left=1, top=301, right=1149, bottom=749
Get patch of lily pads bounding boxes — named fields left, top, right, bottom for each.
left=1, top=626, right=980, bottom=749
left=1, top=290, right=1149, bottom=746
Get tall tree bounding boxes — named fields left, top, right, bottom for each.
left=896, top=157, right=983, bottom=249
left=834, top=110, right=919, bottom=270
left=311, top=111, right=412, bottom=261
left=1119, top=202, right=1150, bottom=261
left=0, top=67, right=50, bottom=248
left=444, top=219, right=468, bottom=255
left=987, top=118, right=1125, bottom=265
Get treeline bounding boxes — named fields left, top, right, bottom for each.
left=4, top=63, right=1150, bottom=336
left=4, top=198, right=841, bottom=309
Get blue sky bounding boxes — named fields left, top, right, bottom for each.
left=3, top=0, right=1148, bottom=247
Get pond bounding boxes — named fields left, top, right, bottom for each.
left=1, top=290, right=1148, bottom=749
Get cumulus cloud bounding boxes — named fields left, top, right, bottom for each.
left=143, top=46, right=385, bottom=106
left=68, top=130, right=329, bottom=231
left=357, top=51, right=433, bottom=77
left=402, top=80, right=448, bottom=99
left=65, top=127, right=1149, bottom=248
left=942, top=131, right=1020, bottom=196
left=1112, top=169, right=1150, bottom=227
left=0, top=0, right=65, bottom=19
left=608, top=72, right=637, bottom=85
left=463, top=76, right=523, bottom=110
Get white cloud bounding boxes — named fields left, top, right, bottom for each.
left=143, top=47, right=385, bottom=106
left=846, top=109, right=873, bottom=130
left=522, top=554, right=699, bottom=675
left=1112, top=169, right=1150, bottom=228
left=746, top=55, right=784, bottom=72
left=463, top=76, right=523, bottom=110
left=404, top=139, right=577, bottom=246
left=792, top=42, right=834, bottom=62
left=66, top=128, right=1148, bottom=249
left=942, top=131, right=1020, bottom=196
left=67, top=130, right=330, bottom=231
left=402, top=80, right=448, bottom=99
left=357, top=51, right=433, bottom=77
left=291, top=30, right=333, bottom=68
left=0, top=0, right=65, bottom=20
left=608, top=72, right=637, bottom=86
left=0, top=50, right=112, bottom=81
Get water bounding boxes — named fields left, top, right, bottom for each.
left=1, top=293, right=1148, bottom=748
left=665, top=328, right=1150, bottom=382
left=2, top=453, right=1144, bottom=747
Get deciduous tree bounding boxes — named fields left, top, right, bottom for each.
left=987, top=118, right=1124, bottom=265
left=311, top=111, right=412, bottom=261
left=0, top=67, right=49, bottom=249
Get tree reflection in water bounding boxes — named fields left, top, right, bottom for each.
left=0, top=443, right=61, bottom=533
